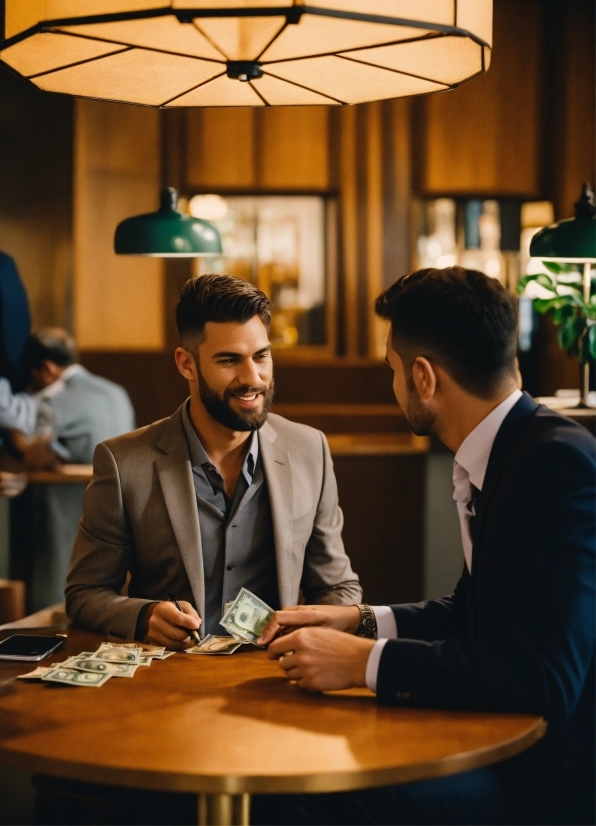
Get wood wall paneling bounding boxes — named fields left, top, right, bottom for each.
left=417, top=0, right=544, bottom=196
left=186, top=108, right=256, bottom=189
left=256, top=106, right=329, bottom=190
left=0, top=69, right=73, bottom=332
left=554, top=0, right=596, bottom=220
left=74, top=99, right=164, bottom=351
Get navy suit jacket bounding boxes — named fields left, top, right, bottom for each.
left=377, top=393, right=595, bottom=821
left=0, top=251, right=30, bottom=390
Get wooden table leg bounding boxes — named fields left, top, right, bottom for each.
left=198, top=792, right=250, bottom=826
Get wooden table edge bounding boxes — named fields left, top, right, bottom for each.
left=0, top=716, right=547, bottom=795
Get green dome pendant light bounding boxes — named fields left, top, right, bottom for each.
left=114, top=187, right=222, bottom=257
left=530, top=184, right=596, bottom=407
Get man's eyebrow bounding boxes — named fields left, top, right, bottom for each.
left=211, top=345, right=271, bottom=359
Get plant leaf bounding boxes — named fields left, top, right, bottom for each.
left=588, top=324, right=596, bottom=361
left=543, top=261, right=577, bottom=274
left=558, top=316, right=586, bottom=353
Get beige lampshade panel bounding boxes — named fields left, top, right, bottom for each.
left=1, top=1, right=492, bottom=107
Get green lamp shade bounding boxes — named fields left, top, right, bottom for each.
left=529, top=184, right=596, bottom=262
left=115, top=188, right=222, bottom=257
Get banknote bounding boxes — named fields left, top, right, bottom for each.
left=93, top=644, right=141, bottom=664
left=16, top=665, right=52, bottom=679
left=185, top=634, right=243, bottom=655
left=66, top=658, right=138, bottom=677
left=106, top=643, right=165, bottom=656
left=220, top=588, right=273, bottom=644
left=150, top=650, right=176, bottom=660
left=41, top=667, right=112, bottom=687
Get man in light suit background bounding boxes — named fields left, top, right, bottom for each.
left=66, top=275, right=361, bottom=647
left=15, top=329, right=135, bottom=609
left=257, top=267, right=595, bottom=826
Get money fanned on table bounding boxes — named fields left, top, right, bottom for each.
left=185, top=634, right=243, bottom=655
left=42, top=667, right=112, bottom=687
left=16, top=641, right=177, bottom=687
left=93, top=643, right=142, bottom=664
left=65, top=658, right=139, bottom=677
left=220, top=588, right=273, bottom=645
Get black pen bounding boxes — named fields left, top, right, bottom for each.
left=168, top=593, right=201, bottom=645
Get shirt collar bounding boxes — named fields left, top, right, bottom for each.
left=181, top=400, right=259, bottom=486
left=36, top=363, right=83, bottom=400
left=454, top=389, right=523, bottom=492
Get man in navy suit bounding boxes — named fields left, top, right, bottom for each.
left=256, top=267, right=595, bottom=825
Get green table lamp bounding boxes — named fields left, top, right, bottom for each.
left=114, top=188, right=222, bottom=257
left=530, top=184, right=596, bottom=407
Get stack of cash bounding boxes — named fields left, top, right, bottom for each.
left=185, top=588, right=274, bottom=654
left=16, top=642, right=175, bottom=687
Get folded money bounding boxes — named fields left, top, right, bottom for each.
left=65, top=658, right=138, bottom=678
left=220, top=588, right=273, bottom=645
left=41, top=667, right=112, bottom=687
left=185, top=634, right=243, bottom=655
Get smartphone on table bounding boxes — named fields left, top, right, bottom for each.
left=0, top=635, right=66, bottom=662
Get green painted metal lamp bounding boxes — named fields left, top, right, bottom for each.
left=114, top=187, right=222, bottom=257
left=530, top=183, right=596, bottom=406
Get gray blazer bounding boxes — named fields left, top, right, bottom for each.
left=65, top=407, right=362, bottom=639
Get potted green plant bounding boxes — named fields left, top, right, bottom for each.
left=518, top=263, right=596, bottom=404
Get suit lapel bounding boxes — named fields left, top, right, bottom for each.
left=154, top=407, right=205, bottom=623
left=472, top=392, right=539, bottom=572
left=259, top=420, right=294, bottom=606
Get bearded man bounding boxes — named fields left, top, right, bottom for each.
left=66, top=275, right=361, bottom=646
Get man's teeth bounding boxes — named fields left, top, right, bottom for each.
left=236, top=393, right=258, bottom=400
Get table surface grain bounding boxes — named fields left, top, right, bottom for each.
left=0, top=627, right=546, bottom=795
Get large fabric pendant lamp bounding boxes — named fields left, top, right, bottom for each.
left=0, top=2, right=492, bottom=107
left=114, top=188, right=222, bottom=257
left=530, top=184, right=596, bottom=407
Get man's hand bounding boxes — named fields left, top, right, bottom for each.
left=257, top=604, right=361, bottom=645
left=267, top=626, right=375, bottom=692
left=143, top=600, right=201, bottom=649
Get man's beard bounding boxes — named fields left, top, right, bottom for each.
left=404, top=374, right=436, bottom=436
left=197, top=365, right=274, bottom=432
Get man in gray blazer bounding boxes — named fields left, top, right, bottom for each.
left=18, top=329, right=135, bottom=609
left=66, top=275, right=361, bottom=647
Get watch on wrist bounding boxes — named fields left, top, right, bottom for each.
left=355, top=603, right=377, bottom=638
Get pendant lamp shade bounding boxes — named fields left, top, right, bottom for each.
left=114, top=188, right=222, bottom=256
left=529, top=184, right=596, bottom=264
left=1, top=2, right=492, bottom=107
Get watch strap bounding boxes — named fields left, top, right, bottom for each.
left=355, top=603, right=377, bottom=638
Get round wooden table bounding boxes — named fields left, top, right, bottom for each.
left=0, top=627, right=546, bottom=825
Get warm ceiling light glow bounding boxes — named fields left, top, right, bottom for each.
left=0, top=1, right=492, bottom=107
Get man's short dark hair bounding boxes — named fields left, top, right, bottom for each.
left=21, top=328, right=77, bottom=373
left=176, top=275, right=272, bottom=345
left=374, top=266, right=518, bottom=398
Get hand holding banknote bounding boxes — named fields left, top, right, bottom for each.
left=143, top=600, right=201, bottom=649
left=257, top=604, right=362, bottom=645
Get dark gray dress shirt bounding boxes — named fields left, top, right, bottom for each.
left=181, top=402, right=279, bottom=636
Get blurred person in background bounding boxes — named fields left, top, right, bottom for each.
left=11, top=328, right=135, bottom=610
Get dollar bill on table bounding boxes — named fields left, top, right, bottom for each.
left=106, top=643, right=166, bottom=657
left=16, top=665, right=53, bottom=680
left=220, top=588, right=273, bottom=645
left=92, top=643, right=142, bottom=664
left=185, top=634, right=243, bottom=655
left=41, top=667, right=112, bottom=687
left=150, top=650, right=177, bottom=660
left=65, top=658, right=138, bottom=678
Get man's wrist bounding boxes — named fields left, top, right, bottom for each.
left=354, top=604, right=377, bottom=638
left=135, top=601, right=158, bottom=640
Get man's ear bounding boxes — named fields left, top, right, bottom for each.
left=42, top=360, right=62, bottom=383
left=411, top=356, right=437, bottom=402
left=174, top=347, right=197, bottom=383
